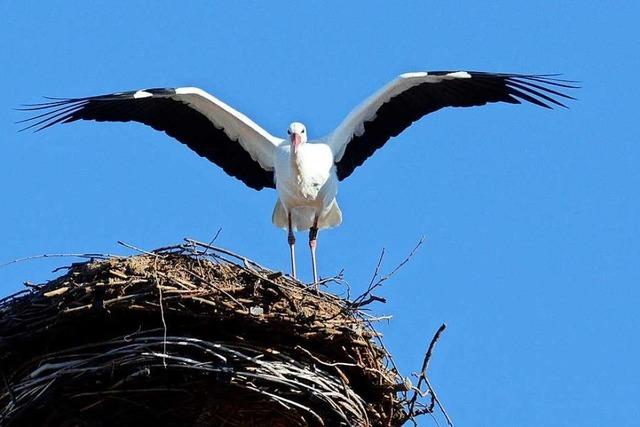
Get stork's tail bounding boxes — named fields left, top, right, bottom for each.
left=318, top=200, right=342, bottom=229
left=272, top=200, right=342, bottom=231
left=272, top=200, right=288, bottom=229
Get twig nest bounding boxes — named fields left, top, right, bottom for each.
left=0, top=244, right=408, bottom=426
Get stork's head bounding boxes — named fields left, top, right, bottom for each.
left=287, top=122, right=307, bottom=154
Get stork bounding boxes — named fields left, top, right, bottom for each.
left=20, top=71, right=576, bottom=284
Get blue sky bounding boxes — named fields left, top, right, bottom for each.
left=1, top=1, right=638, bottom=425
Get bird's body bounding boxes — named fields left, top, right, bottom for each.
left=273, top=139, right=341, bottom=232
left=20, top=70, right=577, bottom=283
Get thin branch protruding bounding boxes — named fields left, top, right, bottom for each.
left=406, top=323, right=452, bottom=426
left=350, top=236, right=425, bottom=309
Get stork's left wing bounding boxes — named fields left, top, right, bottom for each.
left=327, top=71, right=577, bottom=181
left=19, top=87, right=283, bottom=190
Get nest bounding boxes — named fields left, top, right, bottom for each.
left=0, top=241, right=429, bottom=427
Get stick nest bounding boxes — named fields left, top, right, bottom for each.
left=0, top=242, right=413, bottom=426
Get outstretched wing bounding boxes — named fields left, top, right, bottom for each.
left=327, top=71, right=577, bottom=181
left=20, top=87, right=284, bottom=190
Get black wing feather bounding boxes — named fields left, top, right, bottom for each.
left=335, top=72, right=577, bottom=181
left=19, top=89, right=275, bottom=190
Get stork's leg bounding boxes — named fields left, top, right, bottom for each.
left=309, top=216, right=319, bottom=286
left=288, top=213, right=297, bottom=280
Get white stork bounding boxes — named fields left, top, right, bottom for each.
left=20, top=71, right=576, bottom=283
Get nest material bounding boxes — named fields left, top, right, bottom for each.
left=0, top=242, right=410, bottom=426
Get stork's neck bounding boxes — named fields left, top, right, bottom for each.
left=289, top=144, right=307, bottom=176
left=290, top=147, right=300, bottom=172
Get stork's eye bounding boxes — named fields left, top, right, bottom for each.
left=287, top=130, right=291, bottom=135
left=301, top=129, right=305, bottom=134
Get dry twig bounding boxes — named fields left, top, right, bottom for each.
left=406, top=323, right=452, bottom=426
left=350, top=237, right=425, bottom=310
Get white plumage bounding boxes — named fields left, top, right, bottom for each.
left=21, top=71, right=576, bottom=283
left=273, top=123, right=341, bottom=232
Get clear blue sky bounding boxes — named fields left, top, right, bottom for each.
left=1, top=1, right=638, bottom=425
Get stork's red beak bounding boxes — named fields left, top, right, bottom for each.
left=290, top=133, right=302, bottom=154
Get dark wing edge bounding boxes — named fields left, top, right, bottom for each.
left=334, top=72, right=579, bottom=181
left=17, top=88, right=276, bottom=190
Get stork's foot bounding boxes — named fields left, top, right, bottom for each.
left=305, top=278, right=321, bottom=294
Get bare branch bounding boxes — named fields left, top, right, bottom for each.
left=350, top=236, right=425, bottom=309
left=406, top=323, right=452, bottom=426
left=0, top=253, right=120, bottom=269
left=116, top=240, right=161, bottom=257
